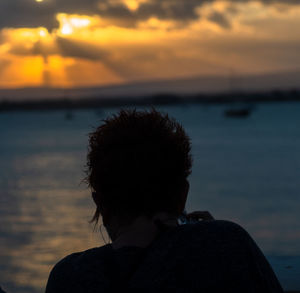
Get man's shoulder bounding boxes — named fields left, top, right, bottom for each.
left=182, top=219, right=249, bottom=235
left=176, top=220, right=253, bottom=248
left=50, top=245, right=112, bottom=276
left=46, top=245, right=112, bottom=292
left=207, top=219, right=250, bottom=235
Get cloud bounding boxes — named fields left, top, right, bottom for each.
left=0, top=1, right=57, bottom=30
left=0, top=0, right=99, bottom=30
left=0, top=0, right=299, bottom=31
left=94, top=0, right=300, bottom=27
left=0, top=0, right=300, bottom=88
left=208, top=11, right=231, bottom=28
left=135, top=0, right=201, bottom=22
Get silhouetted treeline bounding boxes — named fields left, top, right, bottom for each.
left=0, top=89, right=300, bottom=112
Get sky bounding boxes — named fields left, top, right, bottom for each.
left=0, top=0, right=300, bottom=88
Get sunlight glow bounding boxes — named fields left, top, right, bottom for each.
left=1, top=1, right=300, bottom=88
left=57, top=14, right=92, bottom=36
left=2, top=27, right=51, bottom=44
left=61, top=24, right=73, bottom=35
left=70, top=18, right=91, bottom=28
left=122, top=0, right=148, bottom=11
left=123, top=0, right=139, bottom=11
left=39, top=28, right=47, bottom=37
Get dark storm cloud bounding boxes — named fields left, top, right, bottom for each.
left=136, top=0, right=200, bottom=23
left=0, top=1, right=58, bottom=30
left=97, top=0, right=300, bottom=28
left=0, top=0, right=199, bottom=30
left=95, top=0, right=202, bottom=27
left=95, top=0, right=300, bottom=24
left=0, top=0, right=300, bottom=30
left=0, top=0, right=99, bottom=30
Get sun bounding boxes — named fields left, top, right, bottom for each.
left=56, top=14, right=93, bottom=36
left=35, top=0, right=43, bottom=2
left=61, top=24, right=73, bottom=35
left=39, top=28, right=48, bottom=37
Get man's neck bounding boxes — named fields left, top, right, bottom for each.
left=111, top=213, right=178, bottom=250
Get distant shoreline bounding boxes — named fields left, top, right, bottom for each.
left=0, top=90, right=300, bottom=112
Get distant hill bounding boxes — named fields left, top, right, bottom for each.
left=0, top=70, right=300, bottom=101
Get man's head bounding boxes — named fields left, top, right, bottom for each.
left=86, top=109, right=192, bottom=229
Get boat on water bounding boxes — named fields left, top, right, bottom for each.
left=224, top=107, right=252, bottom=118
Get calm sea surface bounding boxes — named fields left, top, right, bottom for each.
left=0, top=103, right=300, bottom=292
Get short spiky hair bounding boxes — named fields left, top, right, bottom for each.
left=86, top=109, right=192, bottom=224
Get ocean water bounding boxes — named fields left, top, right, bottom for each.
left=0, top=102, right=299, bottom=292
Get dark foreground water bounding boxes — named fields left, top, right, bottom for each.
left=0, top=103, right=299, bottom=292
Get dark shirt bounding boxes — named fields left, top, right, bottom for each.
left=45, top=220, right=284, bottom=293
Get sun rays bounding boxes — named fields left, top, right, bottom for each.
left=0, top=1, right=300, bottom=88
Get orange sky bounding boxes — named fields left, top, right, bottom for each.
left=0, top=0, right=300, bottom=88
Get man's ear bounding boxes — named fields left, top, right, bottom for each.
left=179, top=180, right=189, bottom=214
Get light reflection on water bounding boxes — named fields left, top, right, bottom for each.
left=0, top=104, right=300, bottom=292
left=0, top=116, right=103, bottom=292
left=1, top=171, right=101, bottom=292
